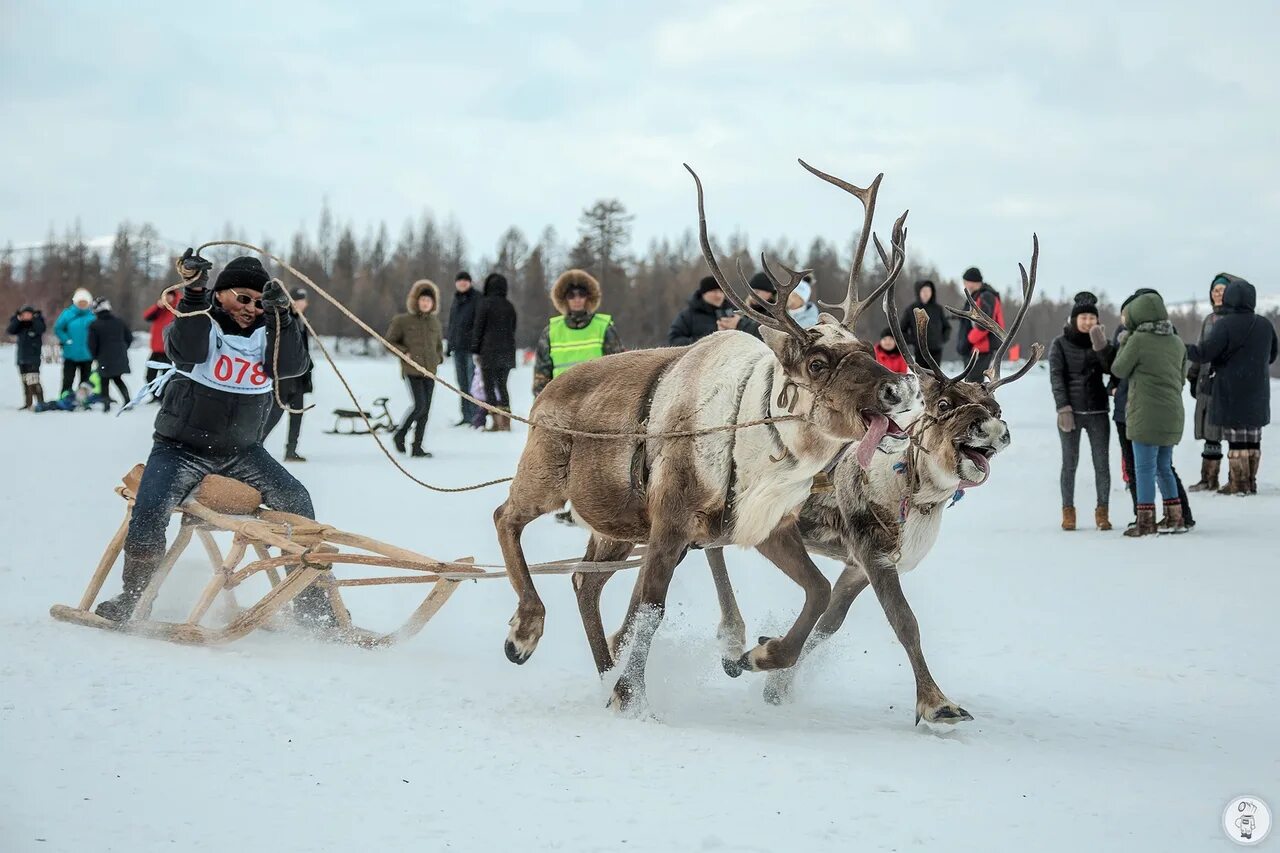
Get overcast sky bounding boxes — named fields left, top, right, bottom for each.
left=2, top=0, right=1277, bottom=303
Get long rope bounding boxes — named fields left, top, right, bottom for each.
left=158, top=241, right=808, bottom=492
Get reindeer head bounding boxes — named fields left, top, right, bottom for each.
left=687, top=161, right=922, bottom=453
left=883, top=236, right=1045, bottom=487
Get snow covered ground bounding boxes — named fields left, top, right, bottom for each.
left=1, top=345, right=1276, bottom=852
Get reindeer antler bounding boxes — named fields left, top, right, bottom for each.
left=798, top=159, right=909, bottom=331
left=686, top=164, right=810, bottom=342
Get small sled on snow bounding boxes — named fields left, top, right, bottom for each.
left=50, top=466, right=643, bottom=649
left=325, top=397, right=397, bottom=435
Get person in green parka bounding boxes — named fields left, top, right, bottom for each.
left=1109, top=290, right=1187, bottom=537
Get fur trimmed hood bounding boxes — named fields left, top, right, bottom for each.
left=406, top=279, right=441, bottom=315
left=551, top=269, right=601, bottom=316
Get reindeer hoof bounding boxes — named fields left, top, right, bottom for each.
left=762, top=682, right=788, bottom=706
left=504, top=639, right=532, bottom=665
left=505, top=610, right=544, bottom=665
left=916, top=700, right=974, bottom=725
left=721, top=657, right=744, bottom=678
left=607, top=681, right=646, bottom=715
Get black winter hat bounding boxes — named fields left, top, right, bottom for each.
left=290, top=287, right=308, bottom=300
left=214, top=256, right=271, bottom=293
left=962, top=267, right=983, bottom=283
left=484, top=272, right=509, bottom=298
left=698, top=275, right=721, bottom=294
left=1070, top=290, right=1099, bottom=321
left=455, top=271, right=472, bottom=283
left=748, top=272, right=776, bottom=294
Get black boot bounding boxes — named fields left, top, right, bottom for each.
left=410, top=445, right=433, bottom=458
left=410, top=418, right=430, bottom=457
left=392, top=429, right=407, bottom=453
left=290, top=574, right=338, bottom=632
left=94, top=553, right=157, bottom=622
left=284, top=446, right=307, bottom=462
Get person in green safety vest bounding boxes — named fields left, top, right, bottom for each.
left=532, top=269, right=625, bottom=397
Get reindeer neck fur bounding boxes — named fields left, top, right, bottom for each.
left=645, top=332, right=848, bottom=548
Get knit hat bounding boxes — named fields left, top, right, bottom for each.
left=962, top=267, right=983, bottom=283
left=19, top=304, right=36, bottom=314
left=92, top=297, right=112, bottom=314
left=793, top=280, right=812, bottom=304
left=213, top=257, right=271, bottom=293
left=290, top=287, right=308, bottom=301
left=748, top=272, right=776, bottom=295
left=698, top=275, right=722, bottom=295
left=1070, top=291, right=1099, bottom=321
left=72, top=288, right=93, bottom=305
left=455, top=270, right=472, bottom=283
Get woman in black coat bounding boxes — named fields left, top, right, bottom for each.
left=1187, top=277, right=1278, bottom=494
left=87, top=298, right=134, bottom=412
left=470, top=272, right=518, bottom=431
left=898, top=279, right=952, bottom=366
left=1048, top=294, right=1115, bottom=530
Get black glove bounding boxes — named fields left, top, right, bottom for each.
left=1188, top=376, right=1197, bottom=398
left=177, top=248, right=212, bottom=286
left=261, top=278, right=290, bottom=312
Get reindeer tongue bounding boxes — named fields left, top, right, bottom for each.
left=855, top=413, right=891, bottom=470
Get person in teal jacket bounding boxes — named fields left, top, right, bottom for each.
left=53, top=288, right=96, bottom=394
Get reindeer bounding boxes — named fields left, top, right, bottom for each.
left=494, top=161, right=923, bottom=711
left=706, top=237, right=1044, bottom=724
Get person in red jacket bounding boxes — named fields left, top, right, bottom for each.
left=955, top=266, right=1005, bottom=380
left=142, top=290, right=179, bottom=397
left=874, top=327, right=908, bottom=374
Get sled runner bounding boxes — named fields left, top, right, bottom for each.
left=325, top=396, right=397, bottom=435
left=50, top=466, right=643, bottom=648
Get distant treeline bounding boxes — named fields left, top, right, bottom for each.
left=3, top=202, right=1276, bottom=376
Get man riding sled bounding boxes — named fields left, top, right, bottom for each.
left=95, top=249, right=335, bottom=627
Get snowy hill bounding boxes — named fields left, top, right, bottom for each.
left=1, top=350, right=1276, bottom=852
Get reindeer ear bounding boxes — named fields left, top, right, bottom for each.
left=759, top=325, right=793, bottom=360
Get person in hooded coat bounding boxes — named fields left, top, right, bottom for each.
left=899, top=279, right=953, bottom=366
left=1186, top=274, right=1230, bottom=490
left=533, top=269, right=624, bottom=396
left=955, top=267, right=1004, bottom=380
left=1110, top=290, right=1188, bottom=537
left=8, top=305, right=46, bottom=409
left=87, top=297, right=134, bottom=412
left=386, top=279, right=445, bottom=457
left=471, top=272, right=518, bottom=431
left=1049, top=293, right=1116, bottom=531
left=1187, top=276, right=1278, bottom=495
left=142, top=290, right=178, bottom=390
left=54, top=288, right=96, bottom=394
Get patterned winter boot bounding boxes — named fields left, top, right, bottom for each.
left=1189, top=457, right=1220, bottom=492
left=1157, top=499, right=1187, bottom=534
left=19, top=385, right=32, bottom=410
left=1094, top=506, right=1112, bottom=531
left=1246, top=449, right=1260, bottom=495
left=1218, top=451, right=1250, bottom=495
left=1061, top=507, right=1076, bottom=531
left=1123, top=504, right=1157, bottom=538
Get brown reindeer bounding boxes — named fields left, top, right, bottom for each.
left=495, top=161, right=923, bottom=711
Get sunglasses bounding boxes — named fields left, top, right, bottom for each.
left=228, top=289, right=264, bottom=310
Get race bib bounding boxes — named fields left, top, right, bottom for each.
left=187, top=325, right=272, bottom=395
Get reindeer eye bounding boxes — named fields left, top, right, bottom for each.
left=937, top=399, right=952, bottom=412
left=808, top=358, right=828, bottom=376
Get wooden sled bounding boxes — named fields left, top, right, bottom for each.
left=325, top=397, right=397, bottom=435
left=50, top=466, right=644, bottom=649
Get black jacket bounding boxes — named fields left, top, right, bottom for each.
left=87, top=311, right=135, bottom=379
left=446, top=288, right=479, bottom=355
left=1049, top=325, right=1113, bottom=414
left=898, top=282, right=952, bottom=358
left=154, top=286, right=310, bottom=456
left=1187, top=279, right=1278, bottom=429
left=668, top=291, right=733, bottom=346
left=956, top=283, right=1003, bottom=358
left=470, top=278, right=518, bottom=370
left=7, top=312, right=46, bottom=366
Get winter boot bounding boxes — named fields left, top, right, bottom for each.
left=499, top=406, right=513, bottom=432
left=32, top=382, right=45, bottom=407
left=410, top=445, right=433, bottom=458
left=290, top=578, right=338, bottom=632
left=19, top=385, right=32, bottom=410
left=1189, top=457, right=1220, bottom=492
left=1061, top=507, right=1076, bottom=531
left=284, top=446, right=307, bottom=462
left=93, top=553, right=158, bottom=622
left=1094, top=506, right=1112, bottom=531
left=1157, top=499, right=1187, bottom=534
left=1246, top=449, right=1260, bottom=495
left=1218, top=451, right=1250, bottom=495
left=1123, top=504, right=1157, bottom=538
left=392, top=429, right=408, bottom=454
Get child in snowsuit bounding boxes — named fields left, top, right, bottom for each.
left=874, top=328, right=908, bottom=373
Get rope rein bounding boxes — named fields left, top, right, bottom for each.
left=158, top=241, right=811, bottom=492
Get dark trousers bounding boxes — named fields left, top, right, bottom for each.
left=1116, top=422, right=1194, bottom=524
left=453, top=349, right=477, bottom=422
left=123, top=439, right=314, bottom=590
left=961, top=351, right=994, bottom=382
left=61, top=359, right=92, bottom=394
left=1059, top=413, right=1111, bottom=508
left=913, top=346, right=945, bottom=368
left=145, top=352, right=172, bottom=398
left=100, top=376, right=131, bottom=408
left=395, top=376, right=435, bottom=448
left=482, top=364, right=511, bottom=409
left=263, top=384, right=307, bottom=451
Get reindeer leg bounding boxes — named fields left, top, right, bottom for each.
left=863, top=562, right=972, bottom=725
left=706, top=547, right=748, bottom=677
left=495, top=499, right=549, bottom=664
left=737, top=523, right=832, bottom=672
left=573, top=536, right=632, bottom=675
left=763, top=564, right=870, bottom=704
left=607, top=532, right=687, bottom=714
